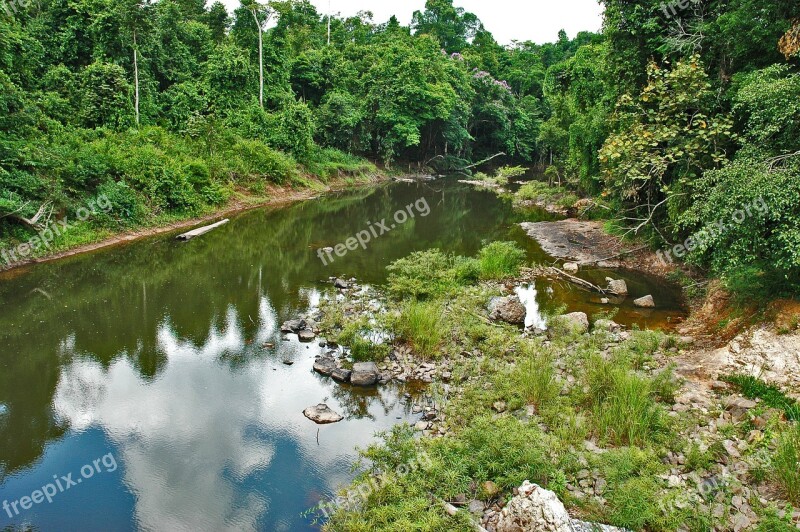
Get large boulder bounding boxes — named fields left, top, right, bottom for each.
left=351, top=362, right=379, bottom=386
left=553, top=312, right=589, bottom=335
left=303, top=404, right=343, bottom=424
left=488, top=296, right=527, bottom=325
left=313, top=357, right=337, bottom=376
left=633, top=295, right=655, bottom=308
left=281, top=319, right=307, bottom=333
left=298, top=329, right=317, bottom=342
left=605, top=278, right=629, bottom=297
left=496, top=481, right=627, bottom=532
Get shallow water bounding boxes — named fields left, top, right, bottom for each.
left=0, top=179, right=685, bottom=530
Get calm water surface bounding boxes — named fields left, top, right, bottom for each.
left=0, top=179, right=685, bottom=531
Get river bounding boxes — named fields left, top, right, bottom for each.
left=0, top=178, right=684, bottom=531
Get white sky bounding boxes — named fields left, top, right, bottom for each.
left=220, top=0, right=605, bottom=45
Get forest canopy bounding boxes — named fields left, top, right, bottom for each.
left=1, top=0, right=798, bottom=291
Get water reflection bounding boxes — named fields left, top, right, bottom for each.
left=515, top=285, right=547, bottom=330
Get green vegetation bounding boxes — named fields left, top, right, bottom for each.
left=723, top=375, right=800, bottom=422
left=774, top=424, right=800, bottom=504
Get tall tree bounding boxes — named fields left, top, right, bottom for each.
left=242, top=0, right=272, bottom=109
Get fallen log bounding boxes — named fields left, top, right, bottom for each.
left=176, top=219, right=229, bottom=241
left=547, top=267, right=607, bottom=294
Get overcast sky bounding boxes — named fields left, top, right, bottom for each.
left=220, top=0, right=605, bottom=45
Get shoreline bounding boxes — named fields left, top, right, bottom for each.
left=0, top=173, right=389, bottom=276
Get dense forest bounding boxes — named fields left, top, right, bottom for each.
left=1, top=0, right=799, bottom=292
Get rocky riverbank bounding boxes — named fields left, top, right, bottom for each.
left=313, top=245, right=800, bottom=531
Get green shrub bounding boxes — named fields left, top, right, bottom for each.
left=386, top=250, right=456, bottom=299
left=478, top=241, right=525, bottom=280
left=513, top=349, right=559, bottom=408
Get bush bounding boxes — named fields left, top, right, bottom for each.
left=386, top=250, right=456, bottom=299
left=478, top=241, right=525, bottom=279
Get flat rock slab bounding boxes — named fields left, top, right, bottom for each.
left=313, top=357, right=337, bottom=376
left=303, top=404, right=343, bottom=424
left=520, top=220, right=628, bottom=265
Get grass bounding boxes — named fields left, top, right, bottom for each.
left=774, top=424, right=800, bottom=504
left=584, top=355, right=669, bottom=446
left=512, top=348, right=560, bottom=408
left=723, top=374, right=800, bottom=422
left=477, top=241, right=526, bottom=280
left=395, top=301, right=444, bottom=359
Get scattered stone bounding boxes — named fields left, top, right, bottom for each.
left=488, top=296, right=527, bottom=325
left=414, top=421, right=429, bottom=431
left=298, top=329, right=316, bottom=342
left=600, top=298, right=610, bottom=305
left=303, top=404, right=343, bottom=424
left=282, top=360, right=294, bottom=366
left=331, top=368, right=352, bottom=383
left=633, top=295, right=655, bottom=308
left=605, top=278, right=629, bottom=297
left=334, top=278, right=349, bottom=289
left=262, top=342, right=275, bottom=349
left=493, top=401, right=507, bottom=413
left=563, top=262, right=579, bottom=273
left=351, top=362, right=379, bottom=386
left=313, top=357, right=337, bottom=376
left=483, top=481, right=501, bottom=498
left=468, top=499, right=485, bottom=515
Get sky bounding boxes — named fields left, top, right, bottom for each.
left=220, top=0, right=605, bottom=45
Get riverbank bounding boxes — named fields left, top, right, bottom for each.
left=0, top=170, right=390, bottom=275
left=308, top=242, right=800, bottom=531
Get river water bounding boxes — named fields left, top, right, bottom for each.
left=0, top=179, right=685, bottom=531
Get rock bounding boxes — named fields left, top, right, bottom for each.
left=483, top=481, right=501, bottom=498
left=414, top=421, right=429, bottom=431
left=605, top=278, right=629, bottom=297
left=351, top=362, right=379, bottom=386
left=554, top=312, right=589, bottom=334
left=496, top=481, right=626, bottom=532
left=468, top=500, right=485, bottom=514
left=331, top=368, right=352, bottom=383
left=593, top=319, right=621, bottom=332
left=488, top=296, right=527, bottom=325
left=303, top=404, right=343, bottom=424
left=313, top=357, right=337, bottom=376
left=633, top=295, right=655, bottom=308
left=600, top=298, right=610, bottom=305
left=298, top=329, right=316, bottom=342
left=563, top=262, right=579, bottom=273
left=493, top=401, right=508, bottom=413
left=334, top=278, right=349, bottom=289
left=281, top=319, right=307, bottom=333
left=282, top=360, right=294, bottom=366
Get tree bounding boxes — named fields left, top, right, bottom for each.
left=411, top=0, right=482, bottom=53
left=242, top=0, right=273, bottom=109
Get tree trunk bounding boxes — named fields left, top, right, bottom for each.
left=251, top=8, right=264, bottom=109
left=133, top=30, right=140, bottom=126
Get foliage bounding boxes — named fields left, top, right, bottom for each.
left=723, top=375, right=800, bottom=422
left=773, top=424, right=800, bottom=504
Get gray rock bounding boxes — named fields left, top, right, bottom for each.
left=563, top=262, right=579, bottom=273
left=605, top=278, right=629, bottom=296
left=468, top=499, right=485, bottom=514
left=331, top=368, right=352, bottom=383
left=496, top=481, right=627, bottom=532
left=298, top=329, right=316, bottom=342
left=488, top=296, right=527, bottom=325
left=313, top=357, right=337, bottom=376
left=334, top=278, right=349, bottom=289
left=633, top=295, right=655, bottom=308
left=351, top=362, right=379, bottom=386
left=593, top=319, right=621, bottom=332
left=303, top=404, right=343, bottom=424
left=555, top=312, right=589, bottom=334
left=281, top=319, right=307, bottom=333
